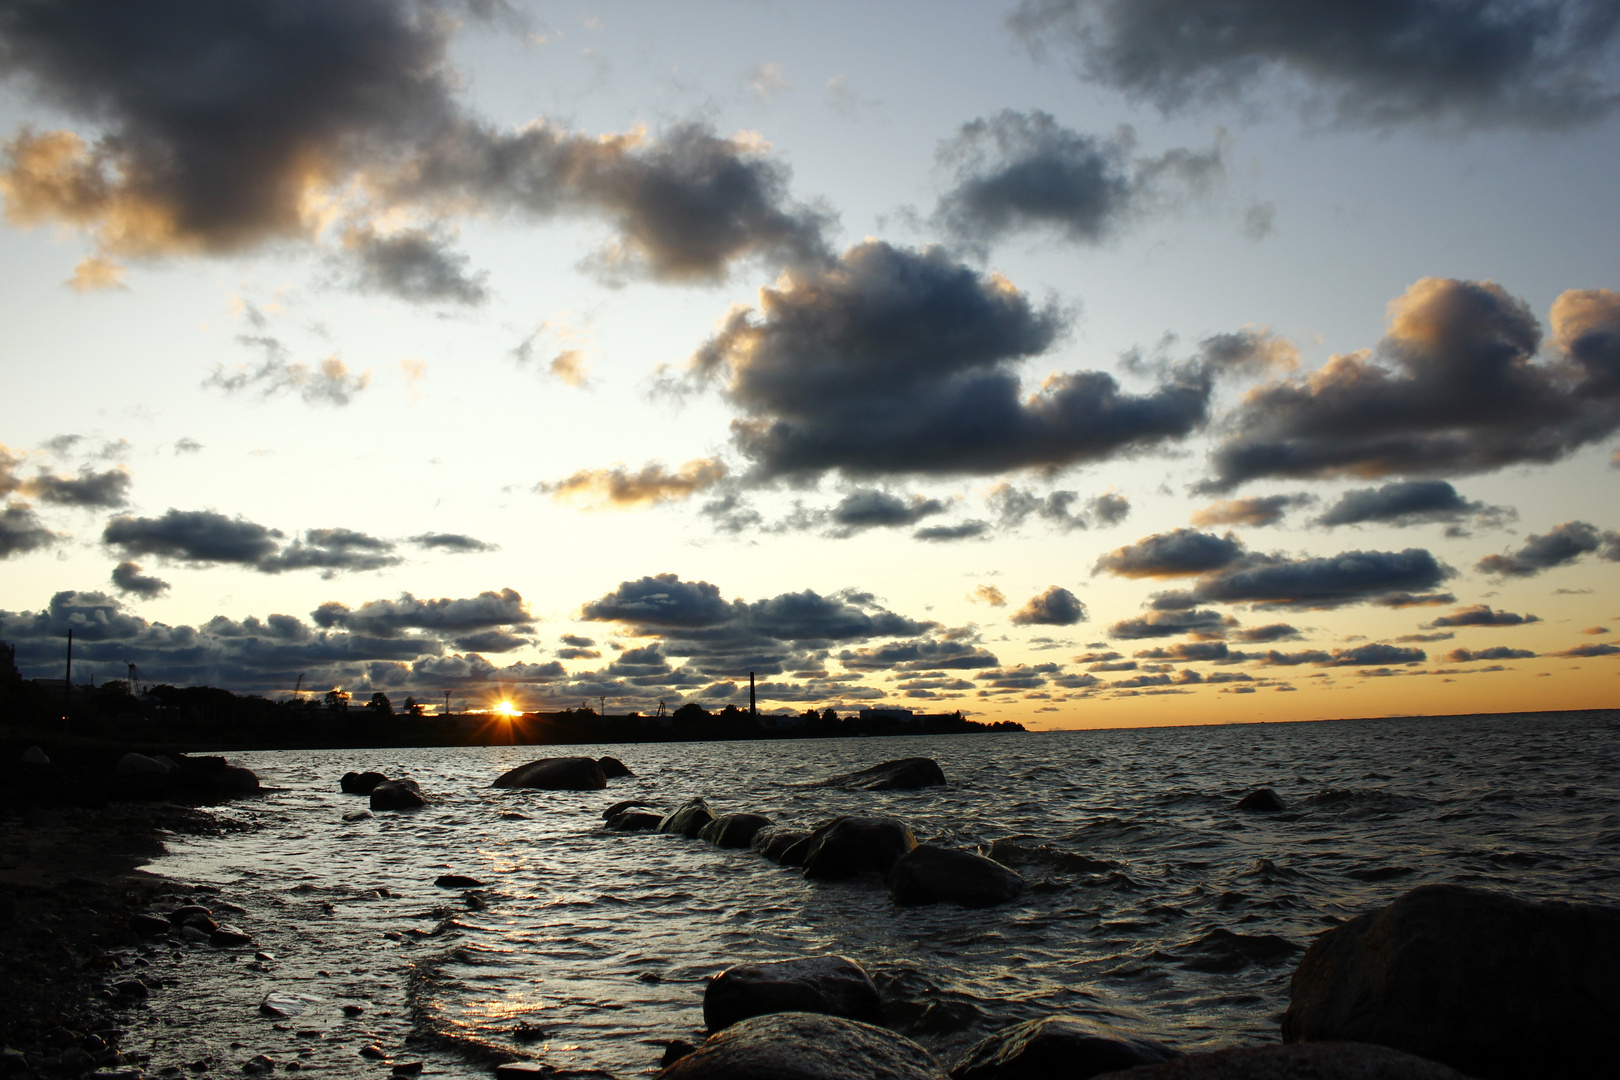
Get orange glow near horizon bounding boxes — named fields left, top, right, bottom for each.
left=493, top=700, right=520, bottom=718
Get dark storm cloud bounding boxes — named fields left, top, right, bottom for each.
left=1010, top=586, right=1088, bottom=626
left=1476, top=520, right=1620, bottom=576
left=988, top=484, right=1131, bottom=531
left=1447, top=646, right=1537, bottom=662
left=1109, top=608, right=1232, bottom=640
left=103, top=509, right=282, bottom=565
left=837, top=638, right=1000, bottom=672
left=685, top=241, right=1222, bottom=480
left=340, top=224, right=489, bottom=305
left=408, top=532, right=497, bottom=553
left=110, top=560, right=169, bottom=599
left=258, top=529, right=402, bottom=575
left=1095, top=528, right=1246, bottom=578
left=1314, top=480, right=1511, bottom=530
left=1553, top=642, right=1620, bottom=658
left=579, top=574, right=734, bottom=628
left=932, top=110, right=1223, bottom=251
left=0, top=503, right=57, bottom=557
left=24, top=467, right=132, bottom=508
left=828, top=490, right=947, bottom=534
left=1008, top=0, right=1620, bottom=130
left=1207, top=280, right=1620, bottom=490
left=1191, top=494, right=1313, bottom=528
left=1232, top=623, right=1302, bottom=643
left=1427, top=604, right=1539, bottom=628
left=1132, top=641, right=1231, bottom=662
left=914, top=521, right=991, bottom=542
left=0, top=2, right=831, bottom=288
left=313, top=588, right=531, bottom=637
left=1187, top=548, right=1455, bottom=610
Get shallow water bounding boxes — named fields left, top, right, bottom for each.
left=139, top=711, right=1620, bottom=1076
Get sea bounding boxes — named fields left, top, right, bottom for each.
left=130, top=711, right=1620, bottom=1077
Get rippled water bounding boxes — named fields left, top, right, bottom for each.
left=144, top=711, right=1620, bottom=1077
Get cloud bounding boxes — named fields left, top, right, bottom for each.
left=1094, top=528, right=1245, bottom=577
left=1185, top=548, right=1455, bottom=610
left=1109, top=608, right=1232, bottom=640
left=746, top=62, right=790, bottom=103
left=1208, top=280, right=1620, bottom=490
left=208, top=325, right=370, bottom=406
left=988, top=484, right=1131, bottom=531
left=1315, top=480, right=1512, bottom=530
left=1476, top=520, right=1619, bottom=576
left=110, top=560, right=169, bottom=599
left=580, top=574, right=734, bottom=628
left=512, top=315, right=596, bottom=387
left=1426, top=604, right=1539, bottom=628
left=314, top=588, right=532, bottom=637
left=1552, top=642, right=1620, bottom=658
left=1008, top=0, right=1620, bottom=130
left=1238, top=643, right=1425, bottom=667
left=1232, top=623, right=1302, bottom=643
left=1132, top=641, right=1231, bottom=662
left=0, top=503, right=58, bottom=558
left=21, top=466, right=132, bottom=508
left=173, top=437, right=202, bottom=455
left=339, top=224, right=489, bottom=305
left=408, top=532, right=497, bottom=553
left=541, top=458, right=728, bottom=509
left=684, top=240, right=1231, bottom=481
left=1191, top=493, right=1312, bottom=527
left=66, top=254, right=127, bottom=292
left=971, top=584, right=1007, bottom=606
left=932, top=110, right=1224, bottom=251
left=258, top=529, right=402, bottom=576
left=914, top=521, right=990, bottom=542
left=826, top=490, right=947, bottom=535
left=1446, top=646, right=1537, bottom=662
left=1010, top=586, right=1087, bottom=626
left=103, top=509, right=403, bottom=576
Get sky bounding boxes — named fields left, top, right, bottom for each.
left=1, top=0, right=1618, bottom=729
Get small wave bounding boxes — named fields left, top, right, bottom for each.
left=982, top=838, right=1123, bottom=874
left=1300, top=788, right=1427, bottom=818
left=1345, top=864, right=1415, bottom=882
left=1161, top=928, right=1301, bottom=973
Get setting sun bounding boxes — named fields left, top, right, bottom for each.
left=493, top=700, right=520, bottom=718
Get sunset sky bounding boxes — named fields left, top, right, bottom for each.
left=1, top=0, right=1617, bottom=728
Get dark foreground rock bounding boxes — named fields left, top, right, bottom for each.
left=814, top=758, right=946, bottom=791
left=700, top=813, right=774, bottom=849
left=659, top=1012, right=945, bottom=1080
left=704, top=956, right=882, bottom=1032
left=604, top=799, right=657, bottom=819
left=1281, top=883, right=1620, bottom=1079
left=340, top=771, right=388, bottom=795
left=607, top=811, right=664, bottom=831
left=493, top=757, right=608, bottom=790
left=952, top=1016, right=1179, bottom=1080
left=800, top=816, right=917, bottom=880
left=597, top=757, right=634, bottom=778
left=1093, top=1042, right=1464, bottom=1079
left=369, top=779, right=426, bottom=811
left=1235, top=788, right=1285, bottom=812
left=752, top=825, right=813, bottom=864
left=887, top=846, right=1024, bottom=908
left=659, top=798, right=716, bottom=838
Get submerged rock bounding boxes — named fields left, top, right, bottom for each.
left=1235, top=788, right=1286, bottom=813
left=751, top=825, right=812, bottom=864
left=800, top=816, right=917, bottom=880
left=370, top=779, right=427, bottom=811
left=115, top=753, right=171, bottom=778
left=492, top=757, right=607, bottom=790
left=606, top=811, right=664, bottom=832
left=658, top=798, right=716, bottom=839
left=660, top=1012, right=944, bottom=1080
left=340, top=771, right=388, bottom=795
left=812, top=758, right=946, bottom=791
left=699, top=813, right=774, bottom=849
left=705, top=956, right=882, bottom=1033
left=951, top=1016, right=1179, bottom=1080
left=434, top=875, right=485, bottom=889
left=20, top=746, right=48, bottom=766
left=1282, top=883, right=1620, bottom=1078
left=597, top=756, right=634, bottom=778
left=604, top=799, right=657, bottom=819
left=887, top=846, right=1024, bottom=908
left=1093, top=1042, right=1464, bottom=1078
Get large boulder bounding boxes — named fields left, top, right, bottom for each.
left=752, top=825, right=813, bottom=864
left=115, top=752, right=172, bottom=777
left=1281, top=884, right=1620, bottom=1079
left=951, top=1016, right=1179, bottom=1080
left=659, top=1012, right=945, bottom=1080
left=814, top=758, right=946, bottom=791
left=658, top=798, right=716, bottom=838
left=222, top=766, right=260, bottom=793
left=341, top=771, right=388, bottom=794
left=492, top=757, right=607, bottom=790
left=704, top=956, right=882, bottom=1033
left=1088, top=1042, right=1464, bottom=1079
left=597, top=756, right=634, bottom=778
left=604, top=799, right=658, bottom=819
left=370, top=778, right=427, bottom=811
left=800, top=816, right=917, bottom=880
left=606, top=812, right=664, bottom=832
left=700, top=813, right=775, bottom=849
left=887, top=846, right=1024, bottom=908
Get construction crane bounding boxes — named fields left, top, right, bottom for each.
left=293, top=673, right=304, bottom=703
left=125, top=662, right=146, bottom=697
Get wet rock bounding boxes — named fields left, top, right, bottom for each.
left=392, top=1064, right=424, bottom=1076
left=951, top=1016, right=1180, bottom=1080
left=223, top=766, right=260, bottom=793
left=751, top=825, right=812, bottom=864
left=1235, top=788, right=1285, bottom=812
left=370, top=778, right=427, bottom=811
left=130, top=913, right=171, bottom=936
left=169, top=904, right=212, bottom=925
left=260, top=992, right=324, bottom=1018
left=658, top=798, right=716, bottom=839
left=340, top=771, right=388, bottom=795
left=888, top=846, right=1024, bottom=908
left=704, top=956, right=882, bottom=1033
left=1282, top=883, right=1620, bottom=1079
left=661, top=1012, right=944, bottom=1080
left=115, top=753, right=172, bottom=778
left=699, top=813, right=774, bottom=849
left=112, top=979, right=147, bottom=999
left=60, top=1046, right=94, bottom=1072
left=341, top=809, right=372, bottom=823
left=495, top=1065, right=547, bottom=1079
left=597, top=756, right=634, bottom=778
left=342, top=1005, right=364, bottom=1017
left=359, top=1045, right=386, bottom=1059
left=180, top=925, right=212, bottom=943
left=492, top=757, right=607, bottom=790
left=210, top=926, right=252, bottom=947
left=800, top=816, right=917, bottom=880
left=662, top=1041, right=697, bottom=1067
left=606, top=812, right=664, bottom=832
left=513, top=1022, right=546, bottom=1042
left=604, top=799, right=658, bottom=819
left=813, top=758, right=946, bottom=791
left=242, top=1055, right=275, bottom=1075
left=21, top=745, right=49, bottom=765
left=1094, top=1042, right=1464, bottom=1078
left=434, top=874, right=485, bottom=888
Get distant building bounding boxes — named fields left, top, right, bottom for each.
left=858, top=706, right=915, bottom=722
left=0, top=640, right=18, bottom=682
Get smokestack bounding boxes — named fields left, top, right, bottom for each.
left=750, top=671, right=756, bottom=717
left=63, top=628, right=73, bottom=724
